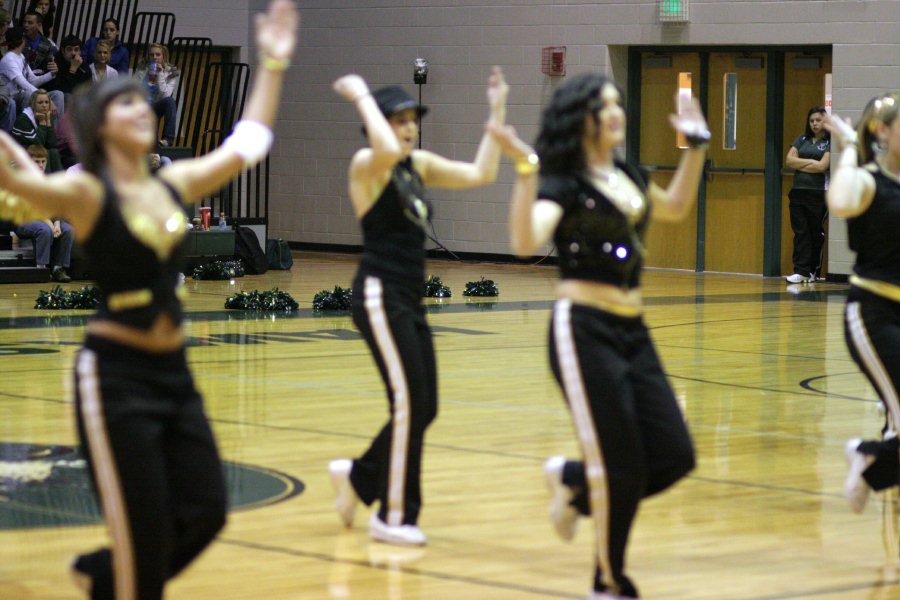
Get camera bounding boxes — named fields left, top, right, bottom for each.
left=413, top=58, right=428, bottom=84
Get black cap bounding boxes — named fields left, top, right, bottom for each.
left=5, top=27, right=23, bottom=47
left=372, top=85, right=428, bottom=118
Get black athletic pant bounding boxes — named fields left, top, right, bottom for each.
left=844, top=288, right=900, bottom=491
left=788, top=188, right=828, bottom=278
left=73, top=335, right=227, bottom=600
left=350, top=274, right=438, bottom=526
left=548, top=300, right=695, bottom=598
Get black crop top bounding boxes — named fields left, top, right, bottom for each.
left=539, top=160, right=651, bottom=289
left=358, top=158, right=430, bottom=293
left=81, top=177, right=189, bottom=329
left=848, top=164, right=900, bottom=287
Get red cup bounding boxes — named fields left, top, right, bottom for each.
left=199, top=207, right=211, bottom=230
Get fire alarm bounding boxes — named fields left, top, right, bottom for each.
left=541, top=46, right=566, bottom=77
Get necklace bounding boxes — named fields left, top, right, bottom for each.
left=588, top=166, right=619, bottom=189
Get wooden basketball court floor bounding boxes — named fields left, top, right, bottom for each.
left=1, top=251, right=898, bottom=600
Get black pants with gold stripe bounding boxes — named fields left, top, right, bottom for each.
left=349, top=274, right=438, bottom=527
left=549, top=300, right=695, bottom=598
left=844, top=288, right=900, bottom=491
left=73, top=335, right=227, bottom=600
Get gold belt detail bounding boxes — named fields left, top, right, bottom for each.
left=850, top=275, right=900, bottom=303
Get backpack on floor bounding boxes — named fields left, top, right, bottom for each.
left=265, top=238, right=293, bottom=270
left=233, top=226, right=268, bottom=275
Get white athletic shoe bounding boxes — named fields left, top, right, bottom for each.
left=368, top=513, right=427, bottom=546
left=785, top=273, right=810, bottom=284
left=844, top=438, right=875, bottom=513
left=329, top=459, right=359, bottom=527
left=587, top=592, right=632, bottom=600
left=544, top=456, right=578, bottom=541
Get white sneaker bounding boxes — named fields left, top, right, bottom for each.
left=587, top=593, right=631, bottom=600
left=844, top=438, right=875, bottom=513
left=329, top=459, right=359, bottom=527
left=785, top=273, right=809, bottom=284
left=544, top=456, right=578, bottom=541
left=369, top=513, right=427, bottom=546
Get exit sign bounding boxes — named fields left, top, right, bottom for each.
left=659, top=0, right=689, bottom=22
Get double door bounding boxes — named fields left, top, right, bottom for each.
left=634, top=48, right=831, bottom=275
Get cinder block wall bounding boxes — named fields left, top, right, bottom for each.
left=146, top=0, right=900, bottom=275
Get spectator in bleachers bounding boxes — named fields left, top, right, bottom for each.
left=46, top=34, right=91, bottom=97
left=82, top=17, right=129, bottom=75
left=88, top=39, right=117, bottom=82
left=0, top=27, right=63, bottom=118
left=0, top=10, right=10, bottom=132
left=26, top=0, right=55, bottom=40
left=14, top=143, right=73, bottom=282
left=134, top=43, right=179, bottom=147
left=0, top=7, right=10, bottom=51
left=12, top=87, right=62, bottom=171
left=22, top=10, right=56, bottom=77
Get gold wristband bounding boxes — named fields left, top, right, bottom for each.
left=515, top=153, right=540, bottom=176
left=259, top=53, right=289, bottom=72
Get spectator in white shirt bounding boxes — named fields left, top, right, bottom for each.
left=0, top=26, right=63, bottom=117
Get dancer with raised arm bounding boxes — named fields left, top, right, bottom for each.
left=328, top=67, right=508, bottom=546
left=0, top=1, right=298, bottom=598
left=825, top=95, right=900, bottom=514
left=489, top=74, right=707, bottom=599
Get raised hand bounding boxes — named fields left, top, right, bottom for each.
left=669, top=95, right=710, bottom=143
left=486, top=66, right=509, bottom=114
left=255, top=0, right=299, bottom=63
left=332, top=74, right=369, bottom=103
left=823, top=112, right=857, bottom=147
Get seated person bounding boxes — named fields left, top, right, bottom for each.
left=133, top=42, right=179, bottom=146
left=14, top=144, right=72, bottom=282
left=26, top=0, right=55, bottom=40
left=45, top=35, right=91, bottom=97
left=11, top=87, right=62, bottom=171
left=81, top=17, right=129, bottom=75
left=88, top=39, right=118, bottom=82
left=0, top=27, right=63, bottom=117
left=21, top=10, right=56, bottom=77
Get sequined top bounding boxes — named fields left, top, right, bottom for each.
left=539, top=160, right=651, bottom=289
left=81, top=176, right=189, bottom=329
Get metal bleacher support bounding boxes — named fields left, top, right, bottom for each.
left=168, top=37, right=213, bottom=149
left=125, top=11, right=176, bottom=70
left=12, top=0, right=142, bottom=49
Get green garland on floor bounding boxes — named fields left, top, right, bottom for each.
left=34, top=285, right=102, bottom=310
left=462, top=277, right=499, bottom=297
left=192, top=260, right=245, bottom=280
left=225, top=288, right=298, bottom=312
left=312, top=286, right=352, bottom=311
left=423, top=275, right=451, bottom=298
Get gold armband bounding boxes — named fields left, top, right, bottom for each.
left=259, top=53, right=289, bottom=72
left=515, top=153, right=540, bottom=176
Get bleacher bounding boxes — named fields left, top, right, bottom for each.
left=2, top=0, right=271, bottom=283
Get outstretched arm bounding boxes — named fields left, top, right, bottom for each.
left=0, top=130, right=103, bottom=236
left=159, top=0, right=299, bottom=202
left=488, top=122, right=561, bottom=258
left=417, top=66, right=508, bottom=189
left=823, top=112, right=875, bottom=218
left=649, top=95, right=709, bottom=222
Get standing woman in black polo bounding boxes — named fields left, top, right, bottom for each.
left=0, top=1, right=298, bottom=598
left=825, top=95, right=900, bottom=514
left=328, top=68, right=508, bottom=546
left=488, top=73, right=706, bottom=599
left=785, top=105, right=831, bottom=283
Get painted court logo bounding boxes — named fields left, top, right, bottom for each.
left=0, top=442, right=303, bottom=530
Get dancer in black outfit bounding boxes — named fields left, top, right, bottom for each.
left=488, top=74, right=707, bottom=599
left=785, top=105, right=830, bottom=283
left=0, top=2, right=298, bottom=597
left=328, top=68, right=508, bottom=546
left=825, top=95, right=900, bottom=514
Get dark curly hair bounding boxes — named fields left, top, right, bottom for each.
left=534, top=72, right=622, bottom=177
